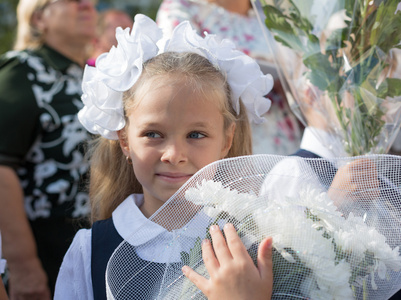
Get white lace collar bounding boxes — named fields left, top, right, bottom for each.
left=112, top=194, right=212, bottom=263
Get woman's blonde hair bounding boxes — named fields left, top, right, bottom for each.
left=14, top=0, right=49, bottom=50
left=88, top=52, right=252, bottom=223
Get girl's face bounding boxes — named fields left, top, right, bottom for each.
left=119, top=78, right=235, bottom=217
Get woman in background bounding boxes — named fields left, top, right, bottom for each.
left=0, top=0, right=97, bottom=298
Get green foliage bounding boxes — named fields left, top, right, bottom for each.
left=262, top=0, right=401, bottom=155
left=0, top=0, right=18, bottom=54
left=271, top=247, right=313, bottom=297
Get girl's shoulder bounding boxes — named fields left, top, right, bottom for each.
left=55, top=228, right=93, bottom=300
left=71, top=228, right=93, bottom=252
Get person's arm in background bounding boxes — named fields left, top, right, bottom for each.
left=0, top=280, right=8, bottom=300
left=0, top=57, right=51, bottom=300
left=156, top=0, right=201, bottom=36
left=0, top=166, right=50, bottom=300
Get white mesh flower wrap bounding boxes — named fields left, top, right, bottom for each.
left=105, top=154, right=401, bottom=299
left=78, top=14, right=273, bottom=140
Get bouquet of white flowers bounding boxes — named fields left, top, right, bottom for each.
left=252, top=0, right=401, bottom=156
left=105, top=154, right=401, bottom=300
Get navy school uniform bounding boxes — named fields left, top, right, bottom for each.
left=91, top=218, right=166, bottom=300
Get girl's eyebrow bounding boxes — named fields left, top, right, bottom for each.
left=189, top=122, right=214, bottom=128
left=138, top=121, right=214, bottom=129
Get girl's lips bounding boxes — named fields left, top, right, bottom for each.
left=156, top=172, right=193, bottom=183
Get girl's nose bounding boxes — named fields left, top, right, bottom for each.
left=161, top=141, right=187, bottom=165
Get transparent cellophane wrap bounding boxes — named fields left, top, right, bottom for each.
left=106, top=154, right=401, bottom=299
left=251, top=0, right=401, bottom=156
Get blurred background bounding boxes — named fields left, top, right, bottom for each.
left=0, top=0, right=161, bottom=55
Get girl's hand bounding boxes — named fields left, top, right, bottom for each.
left=329, top=158, right=380, bottom=207
left=182, top=223, right=273, bottom=300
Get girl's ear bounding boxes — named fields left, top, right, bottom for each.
left=117, top=130, right=130, bottom=157
left=221, top=122, right=236, bottom=158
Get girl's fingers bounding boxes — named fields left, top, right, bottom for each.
left=347, top=159, right=379, bottom=192
left=349, top=158, right=374, bottom=170
left=223, top=223, right=249, bottom=258
left=257, top=237, right=273, bottom=281
left=347, top=159, right=378, bottom=179
left=182, top=265, right=209, bottom=291
left=201, top=239, right=219, bottom=273
left=209, top=225, right=232, bottom=264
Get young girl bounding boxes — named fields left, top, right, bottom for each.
left=54, top=14, right=274, bottom=300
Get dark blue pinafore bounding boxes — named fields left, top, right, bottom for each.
left=91, top=218, right=166, bottom=300
left=291, top=149, right=337, bottom=186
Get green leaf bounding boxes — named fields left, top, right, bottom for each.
left=188, top=237, right=203, bottom=266
left=180, top=251, right=190, bottom=266
left=325, top=28, right=348, bottom=53
left=181, top=237, right=203, bottom=267
left=306, top=34, right=321, bottom=54
left=264, top=5, right=294, bottom=34
left=261, top=0, right=401, bottom=155
left=369, top=1, right=401, bottom=52
left=273, top=35, right=303, bottom=52
left=378, top=78, right=401, bottom=98
left=303, top=53, right=339, bottom=90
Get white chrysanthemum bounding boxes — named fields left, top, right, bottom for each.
left=184, top=179, right=226, bottom=206
left=292, top=186, right=345, bottom=233
left=293, top=187, right=401, bottom=275
left=254, top=193, right=354, bottom=299
left=184, top=180, right=401, bottom=298
left=184, top=179, right=258, bottom=221
left=312, top=260, right=353, bottom=299
left=333, top=212, right=401, bottom=276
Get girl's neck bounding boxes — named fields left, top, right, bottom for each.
left=140, top=196, right=200, bottom=232
left=139, top=201, right=159, bottom=219
left=207, top=0, right=251, bottom=16
left=139, top=192, right=166, bottom=219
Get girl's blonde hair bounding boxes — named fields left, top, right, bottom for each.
left=14, top=0, right=49, bottom=50
left=88, top=52, right=252, bottom=223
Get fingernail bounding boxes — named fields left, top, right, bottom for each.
left=210, top=225, right=218, bottom=232
left=182, top=266, right=188, bottom=275
left=202, top=239, right=210, bottom=245
left=224, top=223, right=234, bottom=230
left=267, top=237, right=273, bottom=249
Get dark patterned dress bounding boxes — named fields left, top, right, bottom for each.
left=0, top=45, right=92, bottom=291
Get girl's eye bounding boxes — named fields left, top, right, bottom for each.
left=188, top=132, right=206, bottom=139
left=145, top=132, right=161, bottom=138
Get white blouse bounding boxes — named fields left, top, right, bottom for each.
left=260, top=127, right=339, bottom=199
left=54, top=194, right=209, bottom=300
